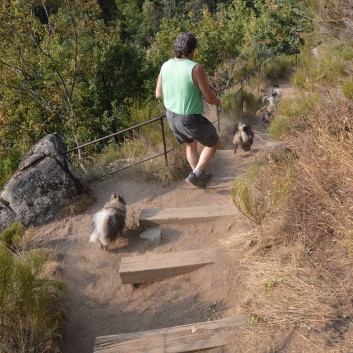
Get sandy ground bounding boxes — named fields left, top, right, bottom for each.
left=30, top=84, right=314, bottom=353
left=33, top=143, right=259, bottom=353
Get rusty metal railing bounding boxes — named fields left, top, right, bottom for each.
left=64, top=115, right=170, bottom=182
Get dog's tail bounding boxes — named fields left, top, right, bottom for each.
left=89, top=228, right=100, bottom=243
left=89, top=210, right=106, bottom=243
left=89, top=231, right=97, bottom=242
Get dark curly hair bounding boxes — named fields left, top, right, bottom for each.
left=173, top=32, right=197, bottom=59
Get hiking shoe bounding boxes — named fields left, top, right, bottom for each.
left=185, top=172, right=212, bottom=189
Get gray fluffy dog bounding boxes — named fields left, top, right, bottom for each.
left=89, top=193, right=126, bottom=250
left=232, top=122, right=254, bottom=153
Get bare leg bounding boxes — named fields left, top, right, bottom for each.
left=185, top=141, right=199, bottom=170
left=194, top=138, right=220, bottom=172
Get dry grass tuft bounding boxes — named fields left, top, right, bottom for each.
left=243, top=256, right=335, bottom=325
left=289, top=94, right=353, bottom=249
left=118, top=144, right=189, bottom=185
left=231, top=154, right=292, bottom=239
left=64, top=192, right=96, bottom=215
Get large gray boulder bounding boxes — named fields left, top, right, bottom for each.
left=0, top=133, right=91, bottom=231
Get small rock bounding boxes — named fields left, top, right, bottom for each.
left=140, top=226, right=162, bottom=243
left=191, top=326, right=198, bottom=333
left=245, top=239, right=256, bottom=247
left=84, top=300, right=97, bottom=309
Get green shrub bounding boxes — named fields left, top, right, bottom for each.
left=0, top=223, right=24, bottom=250
left=319, top=52, right=347, bottom=84
left=0, top=148, right=25, bottom=190
left=297, top=40, right=352, bottom=87
left=267, top=114, right=291, bottom=139
left=291, top=67, right=315, bottom=89
left=221, top=88, right=243, bottom=114
left=329, top=43, right=353, bottom=61
left=0, top=247, right=67, bottom=353
left=278, top=93, right=319, bottom=120
left=221, top=88, right=256, bottom=115
left=265, top=55, right=294, bottom=81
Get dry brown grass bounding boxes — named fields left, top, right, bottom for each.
left=225, top=82, right=353, bottom=351
left=313, top=0, right=353, bottom=41
left=289, top=93, right=353, bottom=249
left=63, top=193, right=96, bottom=215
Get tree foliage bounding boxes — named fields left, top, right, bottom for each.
left=0, top=0, right=311, bottom=188
left=148, top=0, right=309, bottom=78
left=246, top=0, right=309, bottom=56
left=0, top=0, right=119, bottom=145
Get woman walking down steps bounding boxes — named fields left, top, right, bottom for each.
left=156, top=32, right=221, bottom=189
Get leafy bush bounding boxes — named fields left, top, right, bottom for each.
left=0, top=148, right=25, bottom=190
left=221, top=88, right=243, bottom=114
left=94, top=43, right=151, bottom=121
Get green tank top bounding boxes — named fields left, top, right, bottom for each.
left=160, top=59, right=204, bottom=115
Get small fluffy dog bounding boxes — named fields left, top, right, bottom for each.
left=89, top=193, right=126, bottom=250
left=232, top=122, right=254, bottom=153
left=256, top=108, right=273, bottom=127
left=272, top=84, right=282, bottom=99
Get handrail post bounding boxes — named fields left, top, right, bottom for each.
left=160, top=116, right=168, bottom=166
left=257, top=64, right=261, bottom=98
left=216, top=105, right=220, bottom=133
left=240, top=80, right=244, bottom=115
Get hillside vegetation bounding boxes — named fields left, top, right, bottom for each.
left=230, top=1, right=353, bottom=350
left=0, top=0, right=308, bottom=188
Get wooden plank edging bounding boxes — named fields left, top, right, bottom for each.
left=119, top=247, right=222, bottom=284
left=94, top=316, right=247, bottom=353
left=139, top=205, right=237, bottom=226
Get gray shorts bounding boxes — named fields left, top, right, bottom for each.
left=166, top=110, right=219, bottom=147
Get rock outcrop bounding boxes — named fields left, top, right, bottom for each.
left=0, top=133, right=91, bottom=231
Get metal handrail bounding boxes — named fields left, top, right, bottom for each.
left=64, top=115, right=166, bottom=154
left=64, top=114, right=170, bottom=182
left=89, top=149, right=174, bottom=182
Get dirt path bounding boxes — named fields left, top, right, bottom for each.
left=30, top=85, right=298, bottom=353
left=33, top=151, right=258, bottom=352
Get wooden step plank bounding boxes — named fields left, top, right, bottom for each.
left=182, top=175, right=248, bottom=189
left=119, top=247, right=222, bottom=284
left=96, top=316, right=246, bottom=343
left=94, top=316, right=247, bottom=353
left=139, top=205, right=237, bottom=226
left=95, top=331, right=231, bottom=353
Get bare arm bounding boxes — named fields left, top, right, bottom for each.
left=155, top=74, right=163, bottom=100
left=192, top=64, right=220, bottom=106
